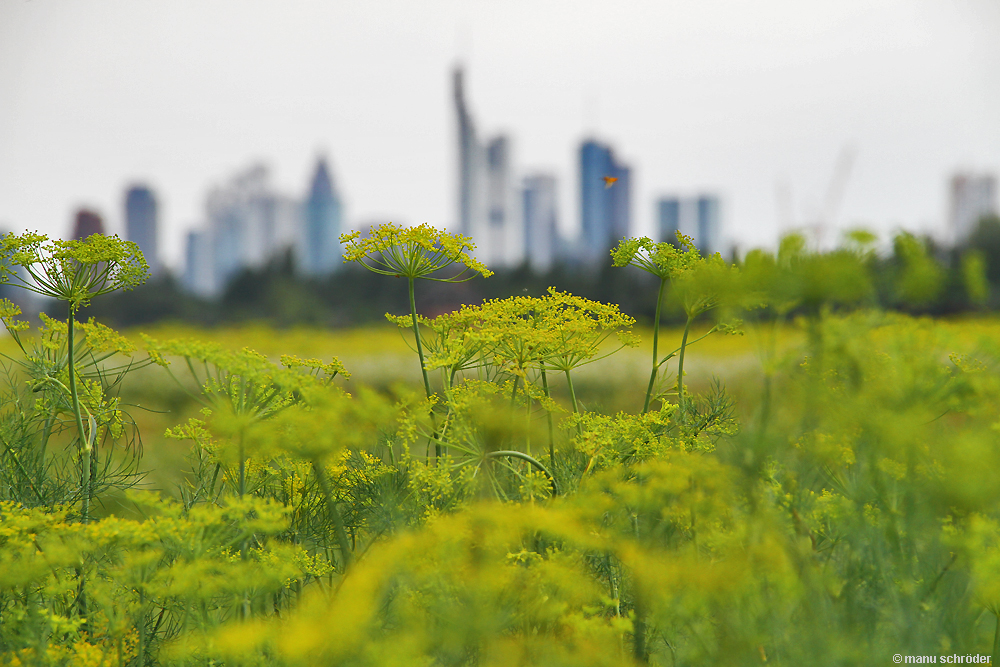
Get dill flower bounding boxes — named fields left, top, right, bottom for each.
left=340, top=222, right=492, bottom=281
left=0, top=231, right=148, bottom=309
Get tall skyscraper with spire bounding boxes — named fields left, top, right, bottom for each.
left=453, top=66, right=523, bottom=268
left=301, top=158, right=343, bottom=276
left=454, top=67, right=487, bottom=245
left=125, top=185, right=159, bottom=275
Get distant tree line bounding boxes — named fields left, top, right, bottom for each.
left=47, top=214, right=1000, bottom=329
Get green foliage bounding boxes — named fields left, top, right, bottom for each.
left=4, top=227, right=1000, bottom=666
left=893, top=232, right=944, bottom=306
left=962, top=251, right=990, bottom=307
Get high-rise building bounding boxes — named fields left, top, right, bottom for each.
left=453, top=66, right=522, bottom=268
left=71, top=209, right=104, bottom=240
left=579, top=139, right=631, bottom=265
left=951, top=173, right=998, bottom=243
left=301, top=158, right=343, bottom=276
left=658, top=198, right=681, bottom=243
left=124, top=185, right=159, bottom=275
left=206, top=165, right=271, bottom=290
left=523, top=174, right=558, bottom=273
left=486, top=137, right=524, bottom=267
left=183, top=229, right=214, bottom=298
left=184, top=164, right=304, bottom=297
left=657, top=194, right=721, bottom=255
left=455, top=67, right=488, bottom=247
left=696, top=195, right=721, bottom=255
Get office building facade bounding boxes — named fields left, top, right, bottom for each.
left=579, top=139, right=631, bottom=265
left=523, top=174, right=558, bottom=273
left=125, top=185, right=159, bottom=275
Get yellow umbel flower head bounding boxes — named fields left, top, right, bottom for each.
left=340, top=222, right=493, bottom=281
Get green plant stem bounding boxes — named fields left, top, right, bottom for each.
left=632, top=590, right=648, bottom=664
left=485, top=450, right=558, bottom=496
left=541, top=365, right=555, bottom=468
left=524, top=392, right=532, bottom=458
left=408, top=276, right=441, bottom=460
left=564, top=370, right=580, bottom=415
left=564, top=369, right=584, bottom=437
left=238, top=433, right=246, bottom=498
left=312, top=459, right=353, bottom=572
left=66, top=309, right=94, bottom=636
left=675, top=314, right=694, bottom=423
left=408, top=277, right=432, bottom=400
left=642, top=277, right=667, bottom=414
left=67, top=310, right=92, bottom=523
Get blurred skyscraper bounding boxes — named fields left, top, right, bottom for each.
left=183, top=164, right=302, bottom=297
left=657, top=194, right=721, bottom=255
left=71, top=209, right=104, bottom=240
left=184, top=229, right=214, bottom=298
left=696, top=196, right=721, bottom=255
left=453, top=66, right=523, bottom=268
left=951, top=173, right=997, bottom=243
left=454, top=67, right=487, bottom=247
left=124, top=185, right=159, bottom=275
left=522, top=174, right=558, bottom=273
left=579, top=139, right=631, bottom=265
left=486, top=137, right=524, bottom=267
left=301, top=158, right=344, bottom=276
left=658, top=198, right=680, bottom=243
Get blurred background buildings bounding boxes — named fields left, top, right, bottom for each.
left=951, top=173, right=998, bottom=244
left=39, top=63, right=994, bottom=303
left=181, top=159, right=339, bottom=297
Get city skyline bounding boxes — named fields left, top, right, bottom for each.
left=183, top=161, right=326, bottom=296
left=1, top=1, right=998, bottom=270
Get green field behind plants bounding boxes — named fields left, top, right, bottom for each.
left=4, top=227, right=1000, bottom=666
left=90, top=316, right=997, bottom=491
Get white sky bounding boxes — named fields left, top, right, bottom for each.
left=1, top=0, right=998, bottom=269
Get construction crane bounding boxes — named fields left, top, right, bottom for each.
left=776, top=143, right=857, bottom=250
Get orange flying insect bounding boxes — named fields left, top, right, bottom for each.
left=603, top=176, right=618, bottom=188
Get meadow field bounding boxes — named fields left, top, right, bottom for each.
left=4, top=228, right=1000, bottom=666
left=101, top=316, right=995, bottom=490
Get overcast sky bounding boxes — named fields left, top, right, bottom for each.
left=1, top=0, right=998, bottom=269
